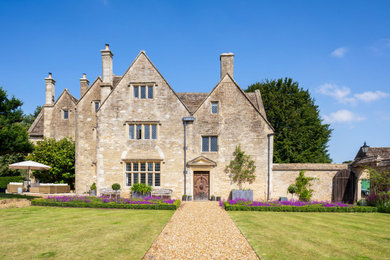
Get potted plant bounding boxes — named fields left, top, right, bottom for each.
left=187, top=195, right=192, bottom=201
left=210, top=195, right=215, bottom=201
left=112, top=183, right=121, bottom=191
left=131, top=183, right=152, bottom=199
left=90, top=182, right=97, bottom=196
left=226, top=145, right=256, bottom=201
left=182, top=194, right=187, bottom=201
left=216, top=196, right=221, bottom=201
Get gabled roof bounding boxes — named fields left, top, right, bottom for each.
left=187, top=156, right=217, bottom=167
left=77, top=76, right=102, bottom=104
left=351, top=147, right=390, bottom=167
left=192, top=74, right=274, bottom=131
left=54, top=88, right=78, bottom=106
left=176, top=93, right=209, bottom=114
left=98, top=51, right=191, bottom=114
left=28, top=109, right=44, bottom=137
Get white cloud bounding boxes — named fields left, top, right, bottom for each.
left=331, top=47, right=348, bottom=58
left=317, top=83, right=389, bottom=104
left=323, top=110, right=365, bottom=124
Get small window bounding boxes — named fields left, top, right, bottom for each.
left=202, top=136, right=218, bottom=152
left=94, top=101, right=100, bottom=112
left=134, top=86, right=139, bottom=98
left=133, top=173, right=139, bottom=184
left=141, top=86, right=146, bottom=99
left=126, top=173, right=132, bottom=186
left=136, top=125, right=142, bottom=139
left=140, top=162, right=146, bottom=171
left=63, top=110, right=69, bottom=119
left=148, top=162, right=153, bottom=171
left=129, top=125, right=135, bottom=139
left=211, top=102, right=218, bottom=114
left=148, top=86, right=153, bottom=99
left=133, top=162, right=139, bottom=171
left=144, top=125, right=150, bottom=139
left=126, top=163, right=131, bottom=171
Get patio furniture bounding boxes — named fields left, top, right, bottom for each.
left=99, top=188, right=121, bottom=199
left=151, top=188, right=173, bottom=199
left=7, top=182, right=23, bottom=193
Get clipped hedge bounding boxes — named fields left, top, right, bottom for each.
left=32, top=198, right=181, bottom=210
left=0, top=176, right=24, bottom=189
left=224, top=203, right=377, bottom=213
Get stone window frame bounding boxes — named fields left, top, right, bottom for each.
left=201, top=135, right=218, bottom=153
left=62, top=109, right=69, bottom=120
left=211, top=101, right=219, bottom=114
left=125, top=161, right=161, bottom=187
left=126, top=121, right=160, bottom=140
left=130, top=82, right=156, bottom=100
left=92, top=100, right=100, bottom=113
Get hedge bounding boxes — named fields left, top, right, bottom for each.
left=224, top=203, right=378, bottom=213
left=31, top=198, right=181, bottom=210
left=0, top=176, right=24, bottom=189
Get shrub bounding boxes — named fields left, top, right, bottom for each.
left=368, top=168, right=390, bottom=194
left=224, top=204, right=377, bottom=213
left=0, top=176, right=24, bottom=189
left=287, top=171, right=316, bottom=202
left=225, top=145, right=256, bottom=189
left=112, top=183, right=120, bottom=191
left=357, top=199, right=368, bottom=206
left=131, top=183, right=152, bottom=194
left=366, top=192, right=390, bottom=207
left=90, top=183, right=96, bottom=191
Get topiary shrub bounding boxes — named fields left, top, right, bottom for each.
left=112, top=183, right=121, bottom=191
left=90, top=183, right=96, bottom=191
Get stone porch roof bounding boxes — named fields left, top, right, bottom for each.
left=351, top=147, right=390, bottom=167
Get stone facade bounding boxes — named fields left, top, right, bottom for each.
left=29, top=45, right=366, bottom=202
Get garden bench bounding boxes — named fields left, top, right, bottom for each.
left=151, top=188, right=173, bottom=199
left=99, top=188, right=121, bottom=199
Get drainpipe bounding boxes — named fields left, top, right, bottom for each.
left=267, top=133, right=275, bottom=201
left=74, top=107, right=78, bottom=193
left=182, top=117, right=195, bottom=196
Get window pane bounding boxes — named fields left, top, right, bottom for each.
left=141, top=86, right=146, bottom=99
left=144, top=125, right=150, bottom=139
left=141, top=173, right=146, bottom=184
left=148, top=173, right=153, bottom=186
left=155, top=173, right=160, bottom=186
left=64, top=110, right=69, bottom=119
left=202, top=137, right=209, bottom=152
left=152, top=125, right=157, bottom=139
left=212, top=102, right=218, bottom=114
left=129, top=125, right=134, bottom=139
left=140, top=162, right=146, bottom=171
left=155, top=162, right=160, bottom=172
left=134, top=86, right=139, bottom=98
left=136, top=125, right=142, bottom=139
left=127, top=173, right=132, bottom=186
left=126, top=163, right=131, bottom=171
left=148, top=162, right=153, bottom=171
left=133, top=162, right=139, bottom=171
left=133, top=173, right=139, bottom=184
left=210, top=136, right=218, bottom=152
left=95, top=102, right=99, bottom=112
left=148, top=86, right=153, bottom=99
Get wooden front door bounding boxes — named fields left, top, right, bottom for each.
left=193, top=171, right=209, bottom=200
left=332, top=169, right=357, bottom=204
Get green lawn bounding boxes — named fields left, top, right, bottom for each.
left=0, top=206, right=173, bottom=259
left=229, top=212, right=390, bottom=260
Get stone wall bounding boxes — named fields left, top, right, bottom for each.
left=272, top=163, right=348, bottom=201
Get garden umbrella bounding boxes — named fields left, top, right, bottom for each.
left=9, top=160, right=51, bottom=182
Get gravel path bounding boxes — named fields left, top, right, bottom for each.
left=143, top=201, right=259, bottom=259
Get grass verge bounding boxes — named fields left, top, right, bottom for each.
left=229, top=212, right=390, bottom=260
left=0, top=206, right=173, bottom=259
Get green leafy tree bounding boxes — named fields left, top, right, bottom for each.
left=0, top=153, right=27, bottom=177
left=22, top=105, right=42, bottom=128
left=226, top=145, right=256, bottom=190
left=246, top=78, right=332, bottom=163
left=368, top=168, right=390, bottom=194
left=27, top=138, right=75, bottom=188
left=287, top=171, right=316, bottom=202
left=0, top=87, right=33, bottom=156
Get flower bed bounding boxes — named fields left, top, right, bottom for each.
left=32, top=195, right=181, bottom=210
left=221, top=199, right=377, bottom=212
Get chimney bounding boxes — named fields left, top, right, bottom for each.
left=220, top=52, right=234, bottom=80
left=80, top=73, right=89, bottom=97
left=100, top=44, right=113, bottom=101
left=101, top=43, right=113, bottom=85
left=45, top=72, right=55, bottom=106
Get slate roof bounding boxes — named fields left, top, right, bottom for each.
left=28, top=110, right=44, bottom=137
left=351, top=147, right=390, bottom=167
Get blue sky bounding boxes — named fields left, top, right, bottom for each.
left=0, top=0, right=389, bottom=163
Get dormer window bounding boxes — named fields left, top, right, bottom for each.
left=63, top=110, right=69, bottom=119
left=211, top=102, right=218, bottom=114
left=133, top=85, right=154, bottom=99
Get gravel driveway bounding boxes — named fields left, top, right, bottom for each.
left=143, top=201, right=259, bottom=259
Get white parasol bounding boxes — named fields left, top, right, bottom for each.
left=9, top=160, right=51, bottom=181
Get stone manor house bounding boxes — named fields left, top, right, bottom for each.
left=28, top=44, right=388, bottom=202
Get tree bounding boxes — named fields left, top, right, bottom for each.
left=27, top=138, right=75, bottom=188
left=287, top=171, right=316, bottom=202
left=246, top=78, right=332, bottom=163
left=0, top=86, right=33, bottom=156
left=226, top=145, right=256, bottom=189
left=368, top=168, right=390, bottom=195
left=22, top=105, right=42, bottom=128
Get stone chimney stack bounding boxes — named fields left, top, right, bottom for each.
left=80, top=73, right=89, bottom=97
left=220, top=53, right=234, bottom=80
left=45, top=72, right=55, bottom=106
left=100, top=44, right=113, bottom=101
